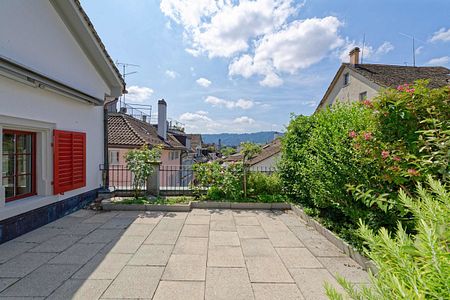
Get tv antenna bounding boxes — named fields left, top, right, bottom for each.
left=399, top=33, right=425, bottom=67
left=361, top=33, right=366, bottom=64
left=116, top=61, right=139, bottom=107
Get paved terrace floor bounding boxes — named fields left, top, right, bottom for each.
left=0, top=209, right=369, bottom=299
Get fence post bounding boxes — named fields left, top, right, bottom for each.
left=147, top=162, right=161, bottom=196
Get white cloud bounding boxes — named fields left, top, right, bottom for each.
left=415, top=46, right=424, bottom=55
left=165, top=21, right=172, bottom=30
left=205, top=96, right=254, bottom=109
left=339, top=40, right=394, bottom=62
left=430, top=28, right=450, bottom=42
left=196, top=77, right=212, bottom=87
left=179, top=112, right=212, bottom=122
left=233, top=116, right=255, bottom=124
left=229, top=16, right=344, bottom=87
left=165, top=70, right=179, bottom=79
left=427, top=56, right=450, bottom=65
left=125, top=85, right=154, bottom=103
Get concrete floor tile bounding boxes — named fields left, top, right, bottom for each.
left=252, top=283, right=305, bottom=300
left=318, top=257, right=370, bottom=283
left=0, top=264, right=79, bottom=297
left=205, top=267, right=254, bottom=300
left=79, top=229, right=125, bottom=244
left=209, top=231, right=240, bottom=246
left=15, top=227, right=65, bottom=243
left=232, top=210, right=260, bottom=217
left=0, top=241, right=38, bottom=263
left=241, top=239, right=278, bottom=257
left=291, top=268, right=344, bottom=300
left=245, top=257, right=294, bottom=283
left=276, top=248, right=323, bottom=269
left=0, top=252, right=56, bottom=277
left=47, top=279, right=111, bottom=300
left=163, top=212, right=188, bottom=220
left=154, top=218, right=185, bottom=231
left=62, top=222, right=101, bottom=236
left=259, top=219, right=291, bottom=233
left=173, top=237, right=208, bottom=255
left=82, top=212, right=119, bottom=224
left=144, top=229, right=180, bottom=245
left=290, top=226, right=328, bottom=242
left=266, top=230, right=304, bottom=247
left=234, top=216, right=260, bottom=226
left=180, top=224, right=209, bottom=237
left=278, top=213, right=307, bottom=227
left=153, top=280, right=204, bottom=300
left=102, top=266, right=164, bottom=299
left=304, top=238, right=346, bottom=257
left=48, top=242, right=105, bottom=265
left=70, top=209, right=96, bottom=218
left=237, top=226, right=267, bottom=239
left=128, top=244, right=173, bottom=266
left=110, top=235, right=146, bottom=254
left=45, top=216, right=86, bottom=229
left=72, top=253, right=132, bottom=279
left=207, top=246, right=245, bottom=267
left=29, top=235, right=81, bottom=253
left=122, top=223, right=155, bottom=237
left=100, top=217, right=134, bottom=229
left=185, top=215, right=210, bottom=225
left=162, top=255, right=206, bottom=281
left=132, top=211, right=165, bottom=224
left=0, top=278, right=19, bottom=293
left=210, top=220, right=236, bottom=231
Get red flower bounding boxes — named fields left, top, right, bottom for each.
left=393, top=156, right=401, bottom=162
left=362, top=99, right=373, bottom=108
left=363, top=132, right=372, bottom=141
left=381, top=150, right=389, bottom=159
left=348, top=130, right=357, bottom=138
left=408, top=168, right=419, bottom=176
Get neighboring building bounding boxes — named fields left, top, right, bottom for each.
left=187, top=134, right=208, bottom=162
left=248, top=138, right=281, bottom=170
left=107, top=100, right=187, bottom=189
left=316, top=47, right=450, bottom=111
left=0, top=0, right=124, bottom=242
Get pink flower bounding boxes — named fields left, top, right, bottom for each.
left=348, top=131, right=357, bottom=138
left=381, top=150, right=389, bottom=159
left=393, top=156, right=401, bottom=162
left=362, top=99, right=373, bottom=108
left=363, top=132, right=373, bottom=141
left=408, top=168, right=419, bottom=176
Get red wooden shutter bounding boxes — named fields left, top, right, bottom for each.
left=53, top=130, right=86, bottom=194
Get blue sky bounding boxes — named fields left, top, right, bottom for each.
left=81, top=0, right=450, bottom=133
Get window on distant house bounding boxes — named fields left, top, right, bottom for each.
left=170, top=151, right=179, bottom=160
left=2, top=130, right=36, bottom=202
left=344, top=73, right=350, bottom=85
left=359, top=91, right=368, bottom=101
left=109, top=150, right=120, bottom=165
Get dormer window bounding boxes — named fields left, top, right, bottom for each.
left=343, top=73, right=350, bottom=85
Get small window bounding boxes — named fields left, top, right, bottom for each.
left=109, top=150, right=120, bottom=165
left=343, top=73, right=350, bottom=85
left=2, top=129, right=36, bottom=202
left=359, top=91, right=368, bottom=101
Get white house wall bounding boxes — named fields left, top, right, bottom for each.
left=251, top=153, right=281, bottom=170
left=323, top=68, right=379, bottom=107
left=0, top=0, right=110, bottom=99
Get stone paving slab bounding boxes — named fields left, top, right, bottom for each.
left=0, top=208, right=369, bottom=299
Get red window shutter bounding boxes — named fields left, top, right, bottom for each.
left=53, top=130, right=86, bottom=194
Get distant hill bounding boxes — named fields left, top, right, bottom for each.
left=202, top=131, right=282, bottom=147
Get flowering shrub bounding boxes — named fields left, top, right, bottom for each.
left=280, top=81, right=449, bottom=248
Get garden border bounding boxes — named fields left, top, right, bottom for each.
left=291, top=204, right=376, bottom=272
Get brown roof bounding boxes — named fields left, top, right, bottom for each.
left=248, top=138, right=281, bottom=166
left=344, top=63, right=450, bottom=89
left=317, top=63, right=450, bottom=111
left=108, top=113, right=185, bottom=149
left=73, top=0, right=125, bottom=88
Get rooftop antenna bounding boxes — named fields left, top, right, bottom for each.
left=399, top=33, right=425, bottom=67
left=361, top=33, right=366, bottom=64
left=116, top=61, right=139, bottom=108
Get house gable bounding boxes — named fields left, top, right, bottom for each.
left=0, top=0, right=122, bottom=101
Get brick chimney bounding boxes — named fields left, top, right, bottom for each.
left=157, top=99, right=167, bottom=141
left=349, top=47, right=360, bottom=65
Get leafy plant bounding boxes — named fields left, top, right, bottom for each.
left=326, top=177, right=450, bottom=300
left=240, top=142, right=261, bottom=197
left=125, top=145, right=161, bottom=199
left=220, top=146, right=237, bottom=157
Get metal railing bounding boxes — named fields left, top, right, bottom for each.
left=159, top=165, right=195, bottom=191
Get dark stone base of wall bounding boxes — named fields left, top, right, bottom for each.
left=0, top=189, right=99, bottom=244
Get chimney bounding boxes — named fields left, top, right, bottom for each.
left=142, top=115, right=147, bottom=123
left=349, top=47, right=360, bottom=65
left=158, top=99, right=167, bottom=141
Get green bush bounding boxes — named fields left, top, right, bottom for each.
left=247, top=172, right=282, bottom=196
left=326, top=177, right=450, bottom=300
left=279, top=81, right=449, bottom=248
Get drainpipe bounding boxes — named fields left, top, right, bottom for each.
left=103, top=101, right=110, bottom=189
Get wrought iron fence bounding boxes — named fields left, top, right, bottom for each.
left=100, top=164, right=278, bottom=192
